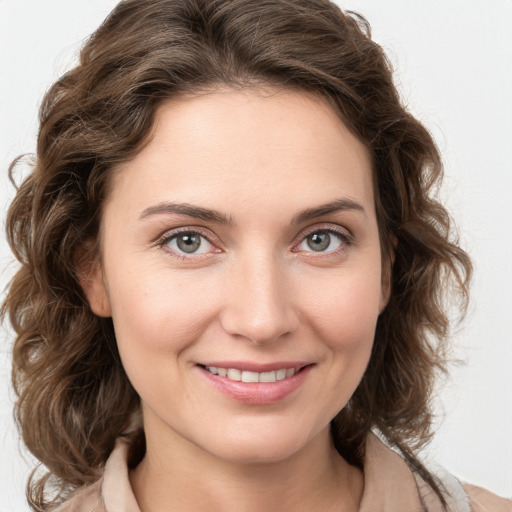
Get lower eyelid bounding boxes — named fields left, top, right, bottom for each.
left=155, top=227, right=352, bottom=258
left=294, top=228, right=353, bottom=250
left=160, top=228, right=229, bottom=263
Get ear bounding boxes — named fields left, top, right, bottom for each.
left=76, top=243, right=112, bottom=318
left=379, top=273, right=391, bottom=313
left=379, top=235, right=396, bottom=314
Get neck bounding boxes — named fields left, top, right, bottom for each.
left=130, top=421, right=363, bottom=512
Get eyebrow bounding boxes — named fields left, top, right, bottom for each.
left=139, top=202, right=235, bottom=225
left=139, top=198, right=366, bottom=225
left=292, top=198, right=366, bottom=224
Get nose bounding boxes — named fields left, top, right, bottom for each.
left=219, top=251, right=298, bottom=345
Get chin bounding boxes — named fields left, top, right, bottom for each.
left=196, top=423, right=318, bottom=466
left=212, top=442, right=304, bottom=466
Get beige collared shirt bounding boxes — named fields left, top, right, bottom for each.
left=52, top=434, right=511, bottom=512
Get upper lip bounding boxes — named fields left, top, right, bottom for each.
left=198, top=361, right=312, bottom=372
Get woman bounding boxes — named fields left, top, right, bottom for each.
left=2, top=0, right=510, bottom=510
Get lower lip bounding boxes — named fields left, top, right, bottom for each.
left=197, top=365, right=313, bottom=405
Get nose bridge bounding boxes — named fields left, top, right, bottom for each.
left=220, top=247, right=297, bottom=344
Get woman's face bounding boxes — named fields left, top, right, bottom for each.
left=85, top=89, right=388, bottom=464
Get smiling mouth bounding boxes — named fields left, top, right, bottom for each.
left=198, top=363, right=313, bottom=404
left=200, top=365, right=313, bottom=383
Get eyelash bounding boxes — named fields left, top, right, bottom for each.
left=154, top=224, right=354, bottom=261
left=293, top=226, right=354, bottom=257
left=154, top=227, right=221, bottom=261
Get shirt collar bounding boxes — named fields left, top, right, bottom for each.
left=101, top=432, right=423, bottom=512
left=360, top=433, right=423, bottom=512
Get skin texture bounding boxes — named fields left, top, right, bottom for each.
left=84, top=89, right=389, bottom=512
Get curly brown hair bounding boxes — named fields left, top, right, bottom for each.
left=2, top=0, right=471, bottom=509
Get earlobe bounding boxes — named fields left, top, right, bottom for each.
left=379, top=274, right=392, bottom=314
left=81, top=262, right=112, bottom=317
left=379, top=235, right=396, bottom=313
left=76, top=245, right=112, bottom=318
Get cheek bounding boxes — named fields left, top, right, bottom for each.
left=288, top=268, right=381, bottom=422
left=299, top=264, right=383, bottom=352
left=105, top=263, right=221, bottom=360
left=104, top=264, right=226, bottom=406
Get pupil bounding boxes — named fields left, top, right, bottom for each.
left=177, top=233, right=201, bottom=253
left=307, top=232, right=330, bottom=251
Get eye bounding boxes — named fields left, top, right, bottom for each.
left=164, top=231, right=215, bottom=255
left=295, top=229, right=349, bottom=253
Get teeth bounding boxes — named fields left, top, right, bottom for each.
left=205, top=366, right=299, bottom=382
left=259, top=371, right=276, bottom=382
left=242, top=371, right=259, bottom=383
left=276, top=369, right=287, bottom=381
left=227, top=368, right=242, bottom=381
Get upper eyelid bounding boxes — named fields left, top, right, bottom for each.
left=153, top=225, right=220, bottom=247
left=293, top=223, right=354, bottom=244
left=152, top=223, right=353, bottom=251
left=155, top=228, right=222, bottom=261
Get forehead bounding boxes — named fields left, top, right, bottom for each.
left=108, top=88, right=375, bottom=221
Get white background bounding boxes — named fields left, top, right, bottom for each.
left=1, top=1, right=511, bottom=510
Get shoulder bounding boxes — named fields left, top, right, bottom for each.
left=416, top=464, right=512, bottom=512
left=50, top=435, right=142, bottom=512
left=463, top=483, right=512, bottom=512
left=364, top=434, right=511, bottom=512
left=48, top=479, right=104, bottom=512
left=415, top=462, right=512, bottom=512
